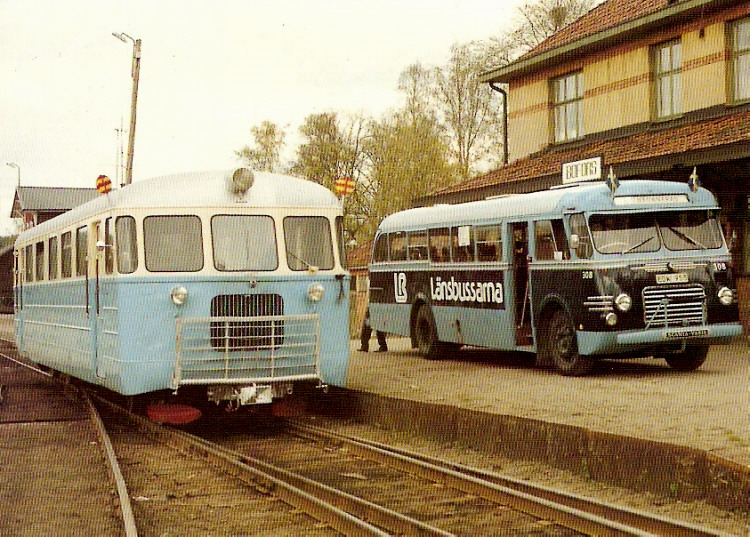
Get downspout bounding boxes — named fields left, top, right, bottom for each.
left=489, top=82, right=509, bottom=166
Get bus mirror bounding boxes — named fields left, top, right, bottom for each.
left=570, top=234, right=580, bottom=250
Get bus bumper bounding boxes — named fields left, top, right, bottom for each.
left=577, top=323, right=743, bottom=355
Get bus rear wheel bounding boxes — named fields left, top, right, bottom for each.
left=660, top=344, right=709, bottom=371
left=414, top=305, right=442, bottom=360
left=548, top=309, right=594, bottom=376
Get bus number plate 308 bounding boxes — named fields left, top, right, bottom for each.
left=656, top=273, right=688, bottom=284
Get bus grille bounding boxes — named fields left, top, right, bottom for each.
left=210, top=294, right=284, bottom=350
left=642, top=284, right=705, bottom=327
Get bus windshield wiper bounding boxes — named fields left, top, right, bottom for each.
left=666, top=226, right=707, bottom=249
left=621, top=235, right=655, bottom=254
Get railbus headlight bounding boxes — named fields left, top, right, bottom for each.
left=614, top=293, right=632, bottom=312
left=171, top=285, right=188, bottom=306
left=717, top=286, right=734, bottom=306
left=307, top=283, right=325, bottom=302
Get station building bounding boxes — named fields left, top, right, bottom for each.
left=420, top=0, right=750, bottom=329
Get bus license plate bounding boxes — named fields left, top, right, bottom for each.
left=656, top=273, right=688, bottom=284
left=664, top=328, right=709, bottom=339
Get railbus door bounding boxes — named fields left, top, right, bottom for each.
left=510, top=222, right=532, bottom=346
left=91, top=221, right=106, bottom=379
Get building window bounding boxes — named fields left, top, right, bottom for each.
left=732, top=17, right=750, bottom=103
left=654, top=40, right=682, bottom=119
left=552, top=71, right=583, bottom=143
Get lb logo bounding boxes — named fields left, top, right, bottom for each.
left=394, top=272, right=407, bottom=304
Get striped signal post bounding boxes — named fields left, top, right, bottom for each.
left=334, top=176, right=355, bottom=197
left=97, top=174, right=112, bottom=194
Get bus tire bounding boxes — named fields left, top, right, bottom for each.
left=414, top=305, right=442, bottom=360
left=661, top=344, right=709, bottom=371
left=549, top=309, right=594, bottom=376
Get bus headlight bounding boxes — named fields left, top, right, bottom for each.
left=717, top=286, right=734, bottom=306
left=170, top=286, right=188, bottom=306
left=605, top=312, right=618, bottom=326
left=614, top=293, right=632, bottom=312
left=307, top=283, right=325, bottom=302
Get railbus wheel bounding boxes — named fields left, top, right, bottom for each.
left=414, top=305, right=442, bottom=360
left=548, top=309, right=594, bottom=376
left=660, top=344, right=709, bottom=371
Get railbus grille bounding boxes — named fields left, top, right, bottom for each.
left=210, top=294, right=284, bottom=350
left=642, top=284, right=705, bottom=328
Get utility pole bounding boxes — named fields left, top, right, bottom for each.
left=112, top=32, right=141, bottom=186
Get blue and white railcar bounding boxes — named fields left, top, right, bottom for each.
left=14, top=168, right=349, bottom=410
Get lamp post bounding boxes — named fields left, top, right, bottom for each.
left=112, top=32, right=141, bottom=186
left=6, top=162, right=20, bottom=188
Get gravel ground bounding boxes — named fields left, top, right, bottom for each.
left=346, top=337, right=750, bottom=467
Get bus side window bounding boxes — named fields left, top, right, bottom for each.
left=429, top=227, right=450, bottom=263
left=535, top=219, right=569, bottom=261
left=451, top=226, right=474, bottom=263
left=407, top=231, right=427, bottom=261
left=568, top=213, right=593, bottom=259
left=475, top=224, right=502, bottom=262
left=372, top=233, right=389, bottom=263
left=389, top=231, right=407, bottom=262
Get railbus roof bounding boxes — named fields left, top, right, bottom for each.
left=17, top=168, right=342, bottom=244
left=377, top=180, right=718, bottom=233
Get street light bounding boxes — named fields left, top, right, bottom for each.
left=6, top=162, right=20, bottom=188
left=112, top=32, right=141, bottom=186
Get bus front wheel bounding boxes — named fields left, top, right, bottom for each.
left=660, top=344, right=709, bottom=371
left=549, top=310, right=594, bottom=376
left=414, top=305, right=442, bottom=360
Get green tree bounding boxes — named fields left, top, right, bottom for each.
left=235, top=120, right=286, bottom=172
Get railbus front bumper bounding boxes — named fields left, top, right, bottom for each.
left=172, top=313, right=324, bottom=405
left=577, top=322, right=742, bottom=355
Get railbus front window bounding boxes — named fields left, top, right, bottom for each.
left=283, top=216, right=334, bottom=271
left=144, top=215, right=203, bottom=272
left=212, top=215, right=277, bottom=271
left=116, top=216, right=138, bottom=274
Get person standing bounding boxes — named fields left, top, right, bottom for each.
left=359, top=307, right=387, bottom=352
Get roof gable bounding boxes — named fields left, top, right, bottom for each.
left=16, top=187, right=99, bottom=212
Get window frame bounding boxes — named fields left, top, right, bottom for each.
left=211, top=214, right=278, bottom=272
left=653, top=39, right=682, bottom=120
left=552, top=71, right=584, bottom=143
left=731, top=17, right=750, bottom=104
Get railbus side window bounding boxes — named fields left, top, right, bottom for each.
left=407, top=231, right=428, bottom=261
left=475, top=225, right=503, bottom=262
left=372, top=233, right=389, bottom=263
left=335, top=215, right=347, bottom=268
left=568, top=213, right=593, bottom=259
left=428, top=227, right=451, bottom=263
left=61, top=231, right=72, bottom=278
left=35, top=242, right=45, bottom=281
left=25, top=245, right=33, bottom=282
left=116, top=216, right=138, bottom=274
left=144, top=215, right=203, bottom=272
left=48, top=236, right=58, bottom=280
left=212, top=215, right=277, bottom=271
left=451, top=226, right=474, bottom=263
left=76, top=226, right=88, bottom=277
left=104, top=218, right=115, bottom=274
left=283, top=216, right=334, bottom=271
left=389, top=231, right=407, bottom=262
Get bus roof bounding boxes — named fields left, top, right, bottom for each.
left=377, top=180, right=718, bottom=233
left=18, top=168, right=342, bottom=243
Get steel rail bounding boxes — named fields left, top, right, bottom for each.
left=81, top=390, right=138, bottom=537
left=287, top=422, right=732, bottom=537
left=90, top=394, right=452, bottom=537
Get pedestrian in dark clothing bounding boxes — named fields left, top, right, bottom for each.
left=359, top=307, right=387, bottom=352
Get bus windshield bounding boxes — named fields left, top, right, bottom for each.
left=589, top=210, right=723, bottom=254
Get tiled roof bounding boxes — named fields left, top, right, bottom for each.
left=527, top=0, right=669, bottom=57
left=347, top=240, right=373, bottom=270
left=429, top=109, right=750, bottom=200
left=16, top=187, right=100, bottom=211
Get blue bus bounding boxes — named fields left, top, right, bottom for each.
left=368, top=176, right=741, bottom=376
left=14, top=168, right=350, bottom=415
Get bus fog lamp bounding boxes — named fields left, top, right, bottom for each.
left=718, top=286, right=733, bottom=306
left=615, top=293, right=632, bottom=312
left=170, top=286, right=188, bottom=306
left=307, top=283, right=325, bottom=302
left=605, top=312, right=618, bottom=326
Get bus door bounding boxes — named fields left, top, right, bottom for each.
left=510, top=222, right=532, bottom=346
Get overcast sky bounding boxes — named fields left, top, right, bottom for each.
left=0, top=0, right=526, bottom=234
